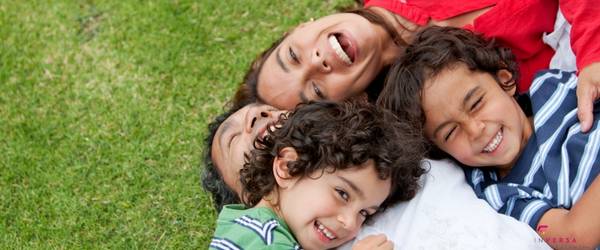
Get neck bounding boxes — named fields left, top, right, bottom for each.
left=256, top=194, right=284, bottom=219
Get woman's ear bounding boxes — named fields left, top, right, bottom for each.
left=273, top=147, right=298, bottom=188
left=497, top=69, right=516, bottom=95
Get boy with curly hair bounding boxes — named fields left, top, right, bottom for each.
left=378, top=26, right=600, bottom=248
left=209, top=100, right=425, bottom=250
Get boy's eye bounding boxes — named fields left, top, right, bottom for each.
left=470, top=96, right=483, bottom=111
left=289, top=47, right=299, bottom=63
left=335, top=188, right=349, bottom=201
left=444, top=126, right=456, bottom=142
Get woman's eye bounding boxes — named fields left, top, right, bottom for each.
left=444, top=126, right=456, bottom=142
left=335, top=188, right=349, bottom=201
left=289, top=47, right=299, bottom=63
left=313, top=83, right=324, bottom=99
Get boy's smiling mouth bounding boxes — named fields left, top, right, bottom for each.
left=483, top=128, right=503, bottom=153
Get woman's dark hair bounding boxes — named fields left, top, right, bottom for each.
left=239, top=100, right=426, bottom=213
left=230, top=34, right=289, bottom=110
left=377, top=26, right=519, bottom=159
left=231, top=6, right=402, bottom=109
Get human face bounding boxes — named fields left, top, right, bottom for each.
left=421, top=64, right=533, bottom=172
left=258, top=13, right=402, bottom=109
left=278, top=162, right=390, bottom=250
left=210, top=103, right=287, bottom=194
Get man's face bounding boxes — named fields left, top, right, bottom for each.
left=210, top=103, right=286, bottom=194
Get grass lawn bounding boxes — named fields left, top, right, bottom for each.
left=0, top=0, right=353, bottom=248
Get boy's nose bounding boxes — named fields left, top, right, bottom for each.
left=464, top=119, right=485, bottom=140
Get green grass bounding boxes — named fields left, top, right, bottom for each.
left=0, top=0, right=353, bottom=248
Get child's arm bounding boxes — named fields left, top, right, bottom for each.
left=351, top=234, right=393, bottom=250
left=560, top=0, right=600, bottom=132
left=538, top=175, right=600, bottom=249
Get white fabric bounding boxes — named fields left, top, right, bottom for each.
left=339, top=159, right=551, bottom=250
left=543, top=9, right=577, bottom=72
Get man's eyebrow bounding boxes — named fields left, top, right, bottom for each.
left=339, top=176, right=364, bottom=199
left=275, top=47, right=289, bottom=73
left=218, top=120, right=232, bottom=148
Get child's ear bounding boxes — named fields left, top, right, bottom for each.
left=497, top=69, right=516, bottom=95
left=273, top=147, right=298, bottom=188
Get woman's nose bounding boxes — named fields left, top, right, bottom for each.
left=311, top=49, right=331, bottom=73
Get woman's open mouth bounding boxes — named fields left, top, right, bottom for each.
left=328, top=33, right=356, bottom=65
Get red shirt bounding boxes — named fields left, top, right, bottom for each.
left=366, top=0, right=600, bottom=93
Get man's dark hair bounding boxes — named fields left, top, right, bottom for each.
left=201, top=109, right=241, bottom=211
left=377, top=26, right=519, bottom=159
left=240, top=100, right=426, bottom=215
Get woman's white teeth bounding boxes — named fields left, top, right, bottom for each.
left=328, top=36, right=352, bottom=65
left=483, top=130, right=503, bottom=153
left=317, top=221, right=336, bottom=240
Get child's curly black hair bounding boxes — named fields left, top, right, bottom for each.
left=377, top=26, right=520, bottom=159
left=239, top=100, right=426, bottom=211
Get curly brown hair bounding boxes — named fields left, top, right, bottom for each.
left=239, top=100, right=426, bottom=212
left=377, top=26, right=519, bottom=159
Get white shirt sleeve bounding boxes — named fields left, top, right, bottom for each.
left=338, top=159, right=551, bottom=250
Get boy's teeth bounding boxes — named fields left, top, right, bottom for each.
left=328, top=36, right=352, bottom=65
left=316, top=221, right=337, bottom=240
left=483, top=130, right=503, bottom=153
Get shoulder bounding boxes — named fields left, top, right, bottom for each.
left=527, top=70, right=578, bottom=122
left=212, top=206, right=300, bottom=250
left=529, top=70, right=577, bottom=97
